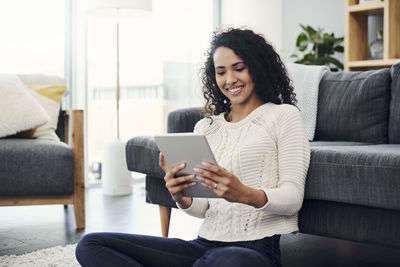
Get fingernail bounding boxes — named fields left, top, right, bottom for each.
left=180, top=163, right=186, bottom=168
left=194, top=168, right=199, bottom=172
left=189, top=174, right=195, bottom=178
left=202, top=161, right=210, bottom=167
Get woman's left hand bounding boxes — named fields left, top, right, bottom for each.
left=194, top=162, right=247, bottom=203
left=195, top=162, right=268, bottom=207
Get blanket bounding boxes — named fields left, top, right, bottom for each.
left=286, top=63, right=329, bottom=141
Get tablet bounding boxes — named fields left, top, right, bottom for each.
left=154, top=133, right=220, bottom=198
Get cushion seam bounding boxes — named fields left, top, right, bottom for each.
left=312, top=162, right=400, bottom=168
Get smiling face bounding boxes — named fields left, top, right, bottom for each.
left=213, top=46, right=261, bottom=110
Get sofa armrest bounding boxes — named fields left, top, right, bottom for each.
left=167, top=107, right=203, bottom=133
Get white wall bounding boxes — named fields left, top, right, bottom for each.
left=221, top=0, right=283, bottom=52
left=282, top=0, right=344, bottom=61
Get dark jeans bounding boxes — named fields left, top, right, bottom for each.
left=75, top=232, right=281, bottom=267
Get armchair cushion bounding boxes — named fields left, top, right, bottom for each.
left=0, top=138, right=74, bottom=196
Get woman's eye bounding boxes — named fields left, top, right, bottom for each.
left=236, top=67, right=245, bottom=72
left=217, top=71, right=225, bottom=76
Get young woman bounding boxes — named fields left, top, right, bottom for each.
left=76, top=28, right=310, bottom=267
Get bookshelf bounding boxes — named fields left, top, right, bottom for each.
left=344, top=0, right=400, bottom=71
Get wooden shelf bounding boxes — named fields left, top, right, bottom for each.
left=348, top=58, right=400, bottom=67
left=344, top=0, right=400, bottom=71
left=348, top=2, right=384, bottom=14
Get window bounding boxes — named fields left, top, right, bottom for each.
left=86, top=0, right=215, bottom=184
left=0, top=0, right=65, bottom=76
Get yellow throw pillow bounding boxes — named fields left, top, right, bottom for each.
left=17, top=84, right=66, bottom=141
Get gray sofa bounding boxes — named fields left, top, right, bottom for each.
left=126, top=63, right=400, bottom=248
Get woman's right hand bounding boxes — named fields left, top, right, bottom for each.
left=159, top=152, right=194, bottom=209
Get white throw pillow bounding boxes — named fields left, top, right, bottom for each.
left=22, top=84, right=67, bottom=141
left=0, top=74, right=49, bottom=138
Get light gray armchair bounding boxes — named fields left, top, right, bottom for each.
left=0, top=108, right=85, bottom=229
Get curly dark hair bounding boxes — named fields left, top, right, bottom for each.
left=201, top=28, right=297, bottom=117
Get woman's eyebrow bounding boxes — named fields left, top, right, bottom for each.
left=216, top=61, right=244, bottom=69
left=231, top=61, right=244, bottom=67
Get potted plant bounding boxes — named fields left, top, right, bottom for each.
left=290, top=24, right=344, bottom=71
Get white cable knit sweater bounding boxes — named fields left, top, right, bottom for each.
left=179, top=102, right=311, bottom=242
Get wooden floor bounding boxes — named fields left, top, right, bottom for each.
left=1, top=178, right=400, bottom=266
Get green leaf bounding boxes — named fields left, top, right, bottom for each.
left=334, top=45, right=344, bottom=52
left=306, top=25, right=317, bottom=36
left=300, top=24, right=317, bottom=38
left=296, top=32, right=309, bottom=51
left=325, top=56, right=344, bottom=70
left=299, top=24, right=309, bottom=33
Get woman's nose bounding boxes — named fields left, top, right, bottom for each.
left=226, top=71, right=237, bottom=85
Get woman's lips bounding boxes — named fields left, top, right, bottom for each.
left=226, top=85, right=244, bottom=96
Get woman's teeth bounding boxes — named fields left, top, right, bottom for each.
left=228, top=86, right=243, bottom=93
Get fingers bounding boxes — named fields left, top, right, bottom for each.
left=159, top=152, right=168, bottom=172
left=201, top=161, right=227, bottom=177
left=166, top=174, right=194, bottom=187
left=165, top=174, right=196, bottom=194
left=194, top=166, right=221, bottom=182
left=164, top=162, right=186, bottom=182
left=198, top=176, right=226, bottom=193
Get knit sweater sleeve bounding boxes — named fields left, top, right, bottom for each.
left=257, top=105, right=311, bottom=215
left=177, top=118, right=210, bottom=218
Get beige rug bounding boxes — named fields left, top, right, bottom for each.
left=0, top=244, right=79, bottom=267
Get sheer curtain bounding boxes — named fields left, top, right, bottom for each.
left=86, top=0, right=215, bottom=184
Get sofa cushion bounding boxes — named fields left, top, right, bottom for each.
left=314, top=68, right=390, bottom=144
left=389, top=63, right=400, bottom=144
left=0, top=138, right=74, bottom=196
left=306, top=143, right=400, bottom=211
left=126, top=136, right=164, bottom=178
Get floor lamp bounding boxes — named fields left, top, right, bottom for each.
left=87, top=0, right=152, bottom=196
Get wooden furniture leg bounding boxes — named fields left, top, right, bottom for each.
left=71, top=110, right=85, bottom=229
left=159, top=205, right=171, bottom=237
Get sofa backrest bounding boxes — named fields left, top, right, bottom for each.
left=389, top=63, right=400, bottom=144
left=314, top=68, right=391, bottom=144
left=55, top=110, right=66, bottom=142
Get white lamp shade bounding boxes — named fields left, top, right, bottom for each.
left=86, top=0, right=152, bottom=17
